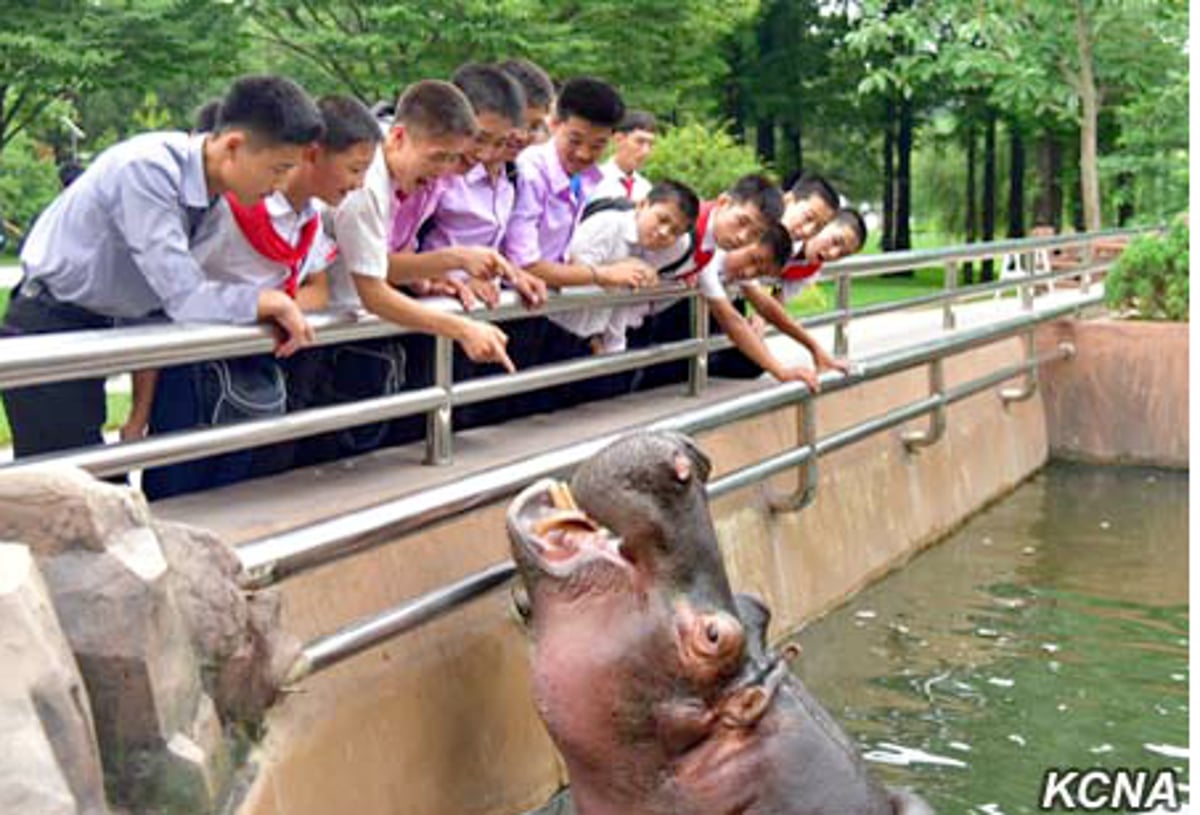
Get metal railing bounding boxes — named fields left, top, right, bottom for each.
left=0, top=227, right=1150, bottom=480
left=285, top=298, right=1089, bottom=681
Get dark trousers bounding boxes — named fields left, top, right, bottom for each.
left=629, top=299, right=763, bottom=393
left=141, top=355, right=287, bottom=501
left=1, top=281, right=115, bottom=459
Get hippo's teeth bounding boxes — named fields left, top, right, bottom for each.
left=548, top=481, right=579, bottom=511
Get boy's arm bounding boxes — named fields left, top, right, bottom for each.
left=708, top=296, right=819, bottom=389
left=121, top=369, right=160, bottom=442
left=352, top=274, right=514, bottom=372
left=295, top=270, right=329, bottom=312
left=741, top=282, right=847, bottom=373
left=387, top=246, right=512, bottom=285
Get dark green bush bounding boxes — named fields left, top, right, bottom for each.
left=641, top=122, right=769, bottom=200
left=1105, top=219, right=1189, bottom=321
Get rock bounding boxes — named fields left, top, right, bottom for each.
left=0, top=468, right=230, bottom=812
left=0, top=542, right=108, bottom=814
left=153, top=520, right=300, bottom=722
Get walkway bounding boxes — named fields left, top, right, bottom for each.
left=147, top=284, right=1101, bottom=544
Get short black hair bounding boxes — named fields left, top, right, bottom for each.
left=555, top=77, right=625, bottom=128
left=646, top=179, right=700, bottom=228
left=452, top=63, right=525, bottom=128
left=216, top=75, right=324, bottom=146
left=194, top=99, right=221, bottom=133
left=395, top=80, right=477, bottom=139
left=318, top=95, right=383, bottom=152
left=617, top=109, right=657, bottom=135
left=727, top=174, right=784, bottom=224
left=789, top=173, right=839, bottom=212
left=497, top=58, right=555, bottom=109
left=832, top=207, right=868, bottom=251
left=758, top=221, right=794, bottom=270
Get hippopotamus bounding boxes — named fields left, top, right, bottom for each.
left=507, top=431, right=932, bottom=815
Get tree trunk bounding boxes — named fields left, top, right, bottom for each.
left=894, top=94, right=913, bottom=253
left=1073, top=0, right=1102, bottom=232
left=783, top=117, right=802, bottom=176
left=755, top=117, right=776, bottom=164
left=1116, top=170, right=1134, bottom=225
left=1007, top=121, right=1026, bottom=238
left=882, top=98, right=895, bottom=252
left=963, top=120, right=977, bottom=284
left=981, top=108, right=997, bottom=281
left=1033, top=131, right=1063, bottom=229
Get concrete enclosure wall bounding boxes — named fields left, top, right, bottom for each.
left=237, top=334, right=1056, bottom=815
left=1037, top=318, right=1188, bottom=468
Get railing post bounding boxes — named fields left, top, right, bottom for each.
left=1080, top=239, right=1095, bottom=295
left=424, top=335, right=454, bottom=465
left=902, top=359, right=945, bottom=451
left=768, top=397, right=818, bottom=513
left=688, top=292, right=709, bottom=396
left=834, top=273, right=851, bottom=357
left=1000, top=330, right=1039, bottom=405
left=942, top=261, right=957, bottom=331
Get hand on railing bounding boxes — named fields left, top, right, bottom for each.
left=504, top=267, right=548, bottom=309
left=456, top=320, right=515, bottom=373
left=257, top=289, right=316, bottom=358
left=813, top=351, right=851, bottom=378
left=455, top=247, right=515, bottom=282
left=598, top=258, right=658, bottom=289
left=771, top=365, right=822, bottom=392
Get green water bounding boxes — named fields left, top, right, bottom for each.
left=791, top=463, right=1189, bottom=814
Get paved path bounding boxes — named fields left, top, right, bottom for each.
left=0, top=263, right=19, bottom=288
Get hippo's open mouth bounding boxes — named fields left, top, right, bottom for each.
left=507, top=479, right=633, bottom=580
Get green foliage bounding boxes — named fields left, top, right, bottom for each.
left=1105, top=220, right=1189, bottom=322
left=641, top=122, right=767, bottom=200
left=0, top=133, right=61, bottom=236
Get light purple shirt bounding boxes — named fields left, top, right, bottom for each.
left=389, top=176, right=450, bottom=253
left=503, top=139, right=602, bottom=268
left=421, top=163, right=515, bottom=253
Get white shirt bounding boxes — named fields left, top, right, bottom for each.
left=328, top=145, right=394, bottom=307
left=552, top=208, right=689, bottom=349
left=590, top=158, right=652, bottom=203
left=696, top=249, right=743, bottom=301
left=192, top=193, right=335, bottom=292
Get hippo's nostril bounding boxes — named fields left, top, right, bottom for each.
left=706, top=622, right=721, bottom=645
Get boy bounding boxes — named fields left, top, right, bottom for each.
left=328, top=80, right=513, bottom=371
left=591, top=110, right=657, bottom=202
left=771, top=207, right=868, bottom=302
left=1, top=74, right=322, bottom=460
left=497, top=58, right=555, bottom=150
left=558, top=179, right=699, bottom=353
left=133, top=95, right=383, bottom=497
left=697, top=222, right=843, bottom=388
left=502, top=76, right=638, bottom=407
left=781, top=173, right=839, bottom=243
left=418, top=62, right=546, bottom=311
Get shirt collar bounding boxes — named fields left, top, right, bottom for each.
left=265, top=191, right=317, bottom=222
left=619, top=210, right=641, bottom=246
left=182, top=134, right=212, bottom=209
left=539, top=139, right=573, bottom=195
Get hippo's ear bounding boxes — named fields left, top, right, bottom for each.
left=663, top=431, right=712, bottom=484
left=734, top=593, right=772, bottom=657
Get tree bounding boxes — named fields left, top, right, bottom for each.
left=0, top=1, right=244, bottom=158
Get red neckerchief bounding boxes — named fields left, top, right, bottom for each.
left=225, top=193, right=319, bottom=298
left=620, top=175, right=635, bottom=199
left=781, top=257, right=823, bottom=281
left=679, top=201, right=718, bottom=286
